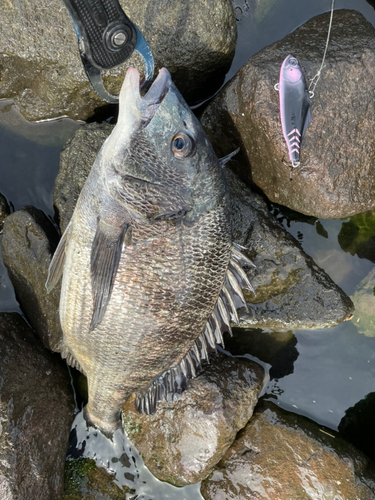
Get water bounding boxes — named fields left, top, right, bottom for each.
left=1, top=0, right=375, bottom=497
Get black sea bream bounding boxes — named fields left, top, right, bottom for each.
left=47, top=67, right=254, bottom=435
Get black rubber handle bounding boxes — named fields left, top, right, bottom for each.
left=63, top=0, right=137, bottom=70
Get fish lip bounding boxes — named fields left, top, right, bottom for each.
left=123, top=67, right=172, bottom=126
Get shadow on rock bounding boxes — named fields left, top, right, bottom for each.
left=225, top=328, right=299, bottom=379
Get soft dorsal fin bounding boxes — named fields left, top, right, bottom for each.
left=134, top=245, right=255, bottom=414
left=218, top=148, right=240, bottom=168
left=45, top=221, right=72, bottom=294
left=90, top=218, right=130, bottom=331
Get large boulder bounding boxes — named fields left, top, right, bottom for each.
left=201, top=400, right=375, bottom=500
left=0, top=0, right=236, bottom=121
left=1, top=206, right=63, bottom=351
left=54, top=123, right=354, bottom=331
left=351, top=267, right=375, bottom=337
left=122, top=354, right=265, bottom=486
left=0, top=313, right=74, bottom=500
left=201, top=10, right=375, bottom=219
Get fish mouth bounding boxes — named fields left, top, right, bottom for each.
left=121, top=67, right=172, bottom=127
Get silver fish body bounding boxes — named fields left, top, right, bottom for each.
left=47, top=68, right=253, bottom=435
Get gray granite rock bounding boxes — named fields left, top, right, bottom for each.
left=0, top=313, right=74, bottom=500
left=201, top=10, right=375, bottom=219
left=54, top=123, right=354, bottom=331
left=1, top=206, right=63, bottom=351
left=201, top=400, right=375, bottom=500
left=122, top=353, right=265, bottom=486
left=0, top=0, right=236, bottom=121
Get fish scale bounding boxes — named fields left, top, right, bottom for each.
left=47, top=67, right=255, bottom=435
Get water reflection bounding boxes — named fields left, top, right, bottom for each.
left=339, top=392, right=375, bottom=462
left=66, top=410, right=203, bottom=500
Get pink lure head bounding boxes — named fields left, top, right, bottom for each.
left=280, top=55, right=302, bottom=84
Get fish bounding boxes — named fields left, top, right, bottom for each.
left=46, top=67, right=255, bottom=436
left=278, top=54, right=312, bottom=168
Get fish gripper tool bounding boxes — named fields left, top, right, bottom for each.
left=62, top=0, right=154, bottom=102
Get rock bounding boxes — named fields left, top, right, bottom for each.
left=54, top=123, right=354, bottom=330
left=0, top=0, right=236, bottom=122
left=227, top=169, right=354, bottom=330
left=225, top=328, right=298, bottom=379
left=339, top=392, right=375, bottom=464
left=122, top=354, right=265, bottom=486
left=338, top=210, right=375, bottom=263
left=201, top=10, right=375, bottom=219
left=0, top=193, right=10, bottom=231
left=63, top=458, right=135, bottom=499
left=351, top=267, right=375, bottom=337
left=201, top=400, right=375, bottom=500
left=0, top=313, right=74, bottom=500
left=1, top=206, right=63, bottom=351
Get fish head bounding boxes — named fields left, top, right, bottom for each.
left=280, top=55, right=303, bottom=85
left=101, top=68, right=224, bottom=221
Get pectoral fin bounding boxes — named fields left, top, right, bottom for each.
left=90, top=219, right=130, bottom=331
left=218, top=148, right=240, bottom=168
left=45, top=221, right=72, bottom=294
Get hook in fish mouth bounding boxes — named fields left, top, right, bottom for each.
left=120, top=67, right=172, bottom=127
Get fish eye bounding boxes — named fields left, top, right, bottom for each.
left=171, top=132, right=196, bottom=159
left=289, top=58, right=298, bottom=66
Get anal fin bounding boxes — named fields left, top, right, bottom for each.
left=61, top=346, right=86, bottom=376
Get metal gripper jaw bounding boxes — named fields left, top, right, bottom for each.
left=62, top=0, right=154, bottom=102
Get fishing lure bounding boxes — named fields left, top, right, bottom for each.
left=275, top=54, right=312, bottom=170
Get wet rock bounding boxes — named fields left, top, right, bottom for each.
left=227, top=169, right=354, bottom=330
left=339, top=392, right=375, bottom=464
left=338, top=210, right=375, bottom=263
left=122, top=354, right=265, bottom=486
left=0, top=193, right=10, bottom=231
left=54, top=123, right=354, bottom=330
left=0, top=313, right=74, bottom=500
left=351, top=267, right=375, bottom=337
left=226, top=328, right=298, bottom=379
left=1, top=206, right=63, bottom=351
left=201, top=10, right=375, bottom=219
left=0, top=0, right=236, bottom=122
left=201, top=400, right=375, bottom=500
left=63, top=458, right=135, bottom=499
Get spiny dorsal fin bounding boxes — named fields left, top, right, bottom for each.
left=90, top=219, right=130, bottom=331
left=218, top=148, right=240, bottom=168
left=45, top=221, right=72, bottom=294
left=135, top=244, right=256, bottom=415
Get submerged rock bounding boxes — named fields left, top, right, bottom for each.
left=122, top=354, right=265, bottom=486
left=1, top=206, right=63, bottom=351
left=0, top=313, right=74, bottom=500
left=201, top=400, right=375, bottom=500
left=338, top=210, right=375, bottom=263
left=63, top=458, right=135, bottom=499
left=201, top=10, right=375, bottom=219
left=0, top=0, right=236, bottom=121
left=351, top=267, right=375, bottom=337
left=55, top=123, right=354, bottom=331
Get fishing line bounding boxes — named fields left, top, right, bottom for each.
left=308, top=0, right=335, bottom=97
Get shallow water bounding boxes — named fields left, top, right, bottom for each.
left=1, top=0, right=375, bottom=498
